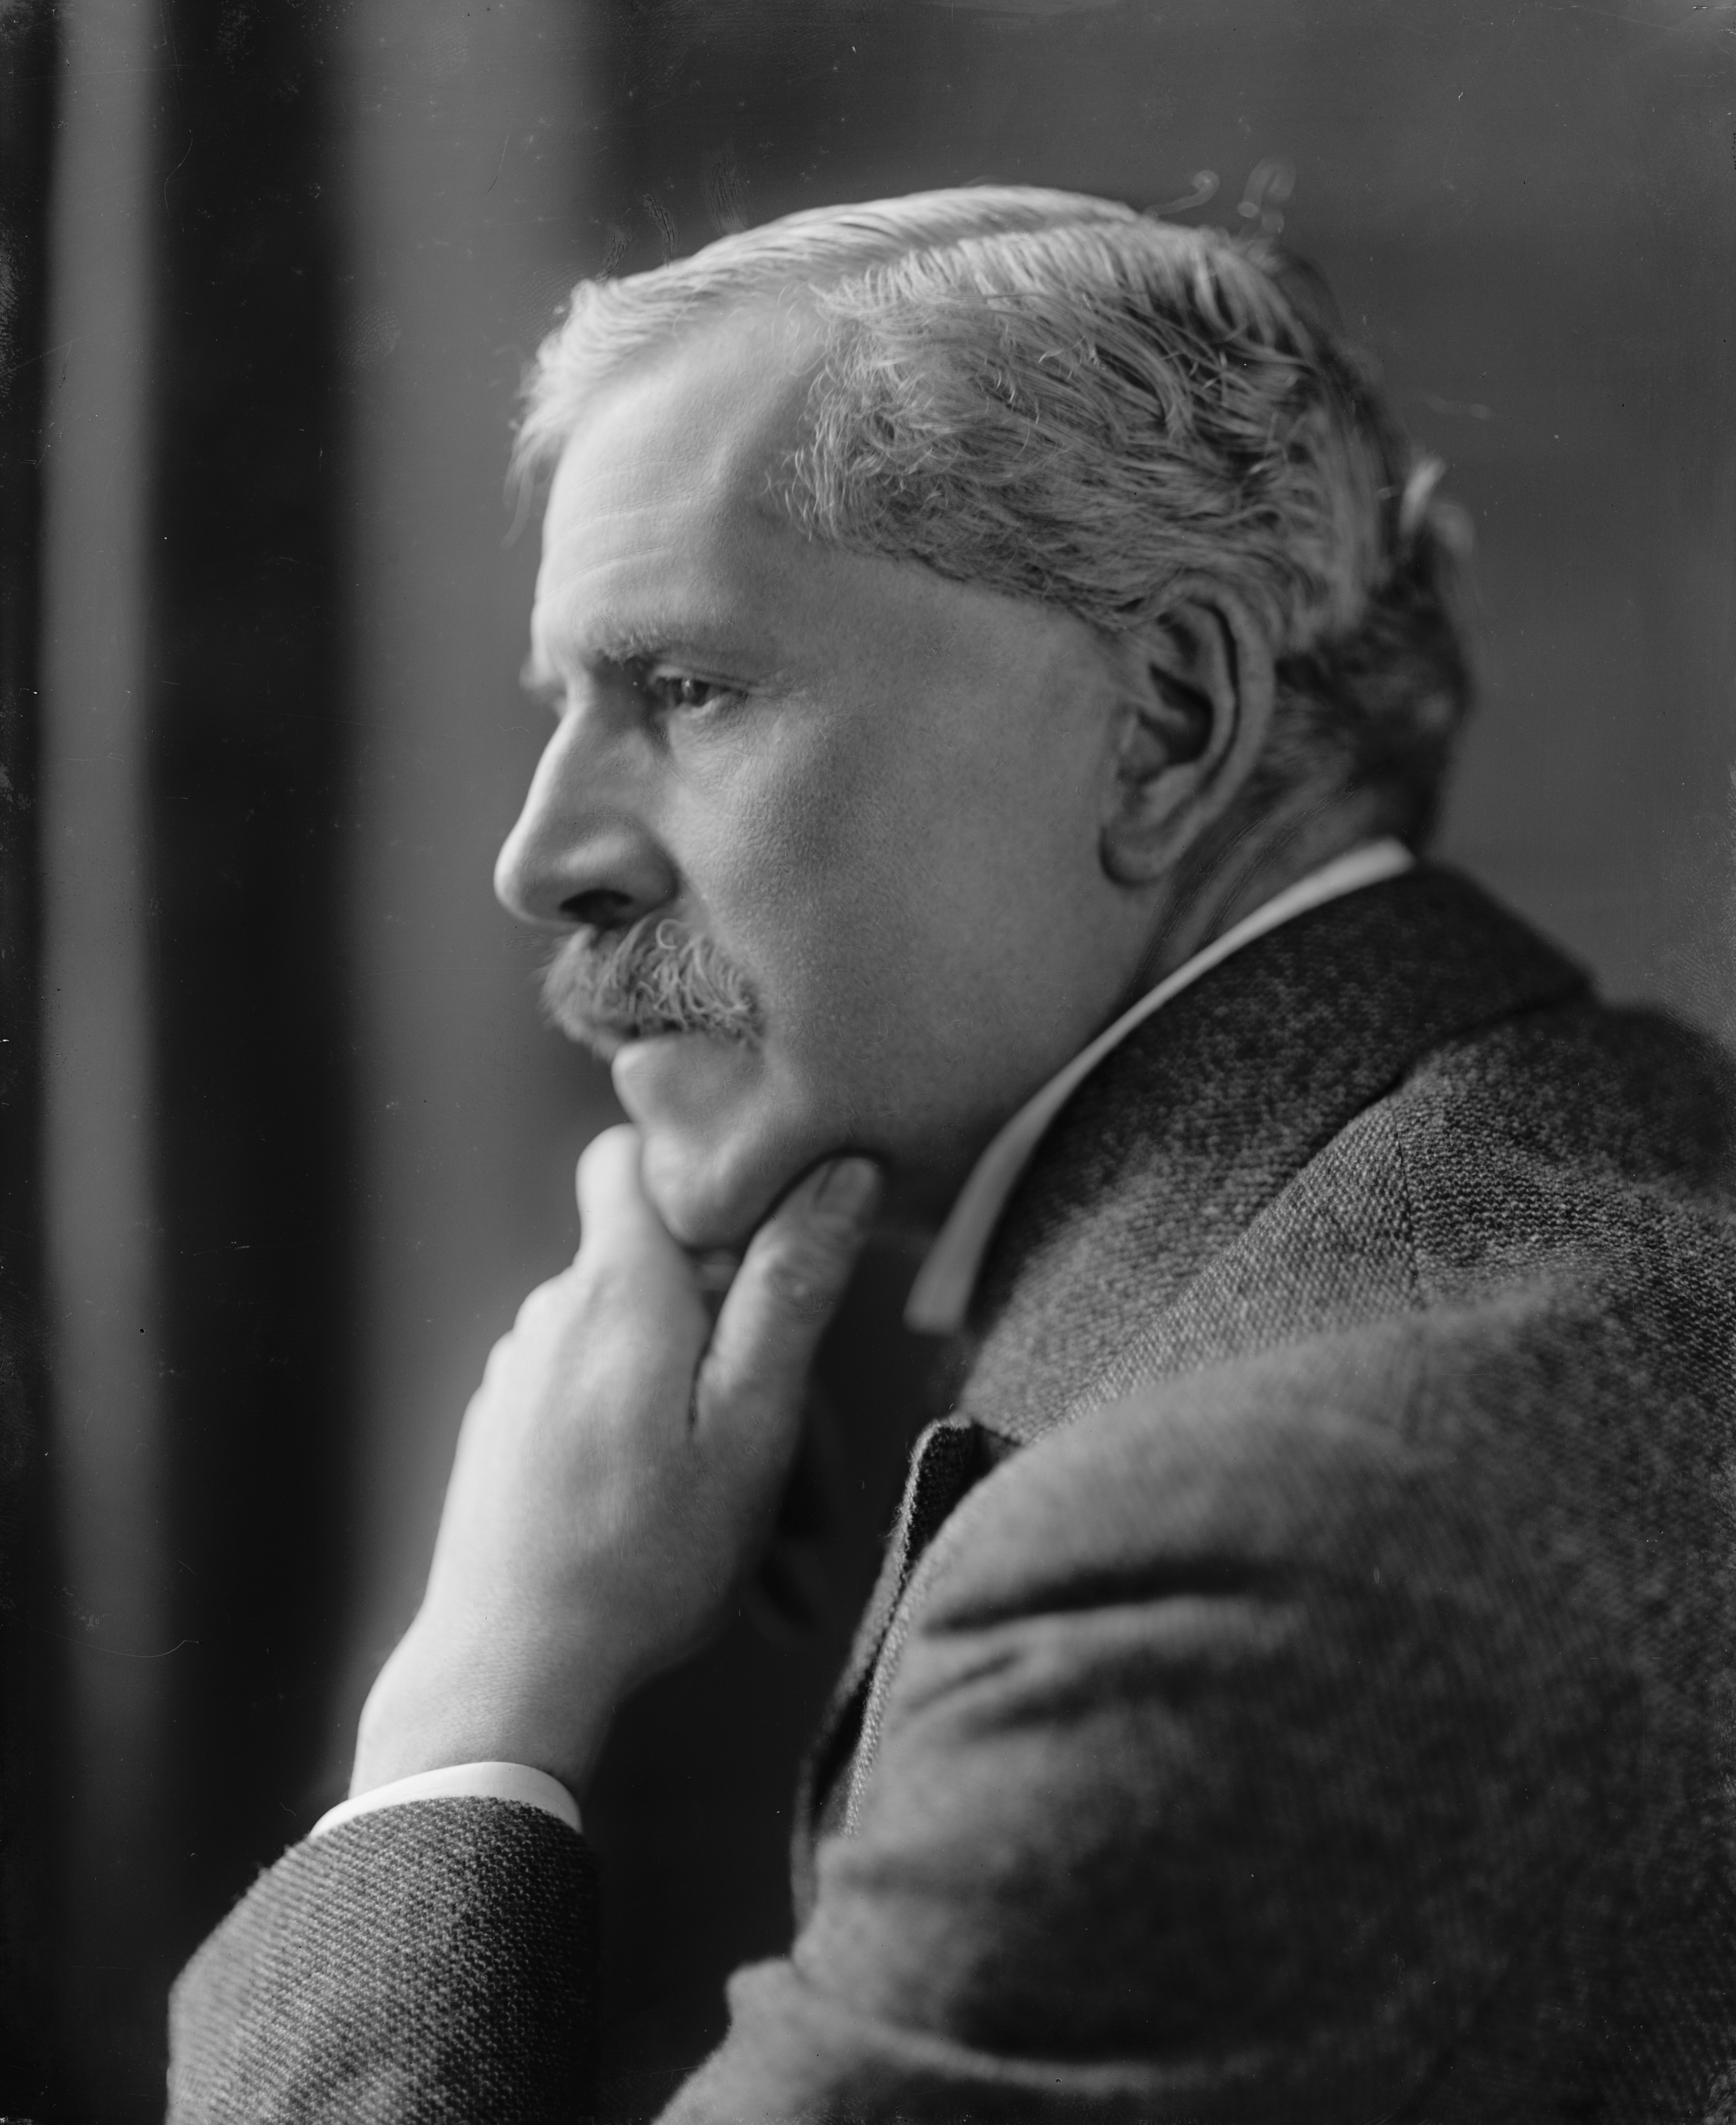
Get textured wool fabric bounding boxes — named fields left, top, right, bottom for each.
left=169, top=1799, right=597, bottom=2120
left=169, top=869, right=1736, bottom=2122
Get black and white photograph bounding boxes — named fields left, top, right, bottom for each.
left=1, top=0, right=1734, bottom=2117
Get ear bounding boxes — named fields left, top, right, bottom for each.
left=1099, top=592, right=1276, bottom=886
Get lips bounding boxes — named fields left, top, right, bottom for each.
left=570, top=1016, right=693, bottom=1063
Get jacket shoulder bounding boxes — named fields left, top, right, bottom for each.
left=1394, top=993, right=1736, bottom=1233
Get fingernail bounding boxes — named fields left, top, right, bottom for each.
left=816, top=1157, right=880, bottom=1218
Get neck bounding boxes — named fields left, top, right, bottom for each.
left=1129, top=785, right=1394, bottom=1001
left=877, top=791, right=1398, bottom=1256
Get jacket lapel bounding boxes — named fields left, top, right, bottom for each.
left=791, top=1414, right=1005, bottom=1919
left=958, top=866, right=1585, bottom=1442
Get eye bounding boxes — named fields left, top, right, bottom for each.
left=640, top=668, right=739, bottom=716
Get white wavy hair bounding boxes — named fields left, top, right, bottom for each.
left=516, top=187, right=1472, bottom=844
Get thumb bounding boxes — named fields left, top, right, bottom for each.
left=696, top=1157, right=881, bottom=1449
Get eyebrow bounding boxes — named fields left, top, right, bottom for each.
left=521, top=617, right=771, bottom=696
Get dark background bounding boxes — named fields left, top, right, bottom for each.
left=2, top=0, right=1732, bottom=2114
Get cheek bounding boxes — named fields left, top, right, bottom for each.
left=731, top=731, right=956, bottom=1028
left=668, top=665, right=1105, bottom=1081
left=677, top=708, right=914, bottom=995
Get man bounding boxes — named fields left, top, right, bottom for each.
left=169, top=188, right=1736, bottom=2120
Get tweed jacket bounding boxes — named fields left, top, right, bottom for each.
left=170, top=868, right=1736, bottom=2123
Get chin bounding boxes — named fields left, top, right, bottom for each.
left=634, top=1121, right=807, bottom=1251
left=613, top=1035, right=826, bottom=1250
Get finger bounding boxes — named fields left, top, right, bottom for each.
left=570, top=1122, right=709, bottom=1355
left=574, top=1124, right=680, bottom=1268
left=697, top=1157, right=880, bottom=1446
left=574, top=1121, right=645, bottom=1224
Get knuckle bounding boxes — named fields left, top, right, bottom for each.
left=517, top=1264, right=580, bottom=1329
left=511, top=1283, right=554, bottom=1338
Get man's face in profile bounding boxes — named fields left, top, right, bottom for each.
left=495, top=309, right=1149, bottom=1250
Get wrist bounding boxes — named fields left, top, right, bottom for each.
left=351, top=1615, right=618, bottom=1798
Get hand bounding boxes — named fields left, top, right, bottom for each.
left=351, top=1125, right=881, bottom=1797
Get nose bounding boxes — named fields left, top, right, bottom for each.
left=494, top=706, right=677, bottom=931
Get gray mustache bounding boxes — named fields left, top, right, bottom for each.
left=541, top=916, right=763, bottom=1047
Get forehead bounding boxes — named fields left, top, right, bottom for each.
left=532, top=308, right=819, bottom=660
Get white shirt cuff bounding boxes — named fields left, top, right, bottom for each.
left=310, top=1760, right=581, bottom=1841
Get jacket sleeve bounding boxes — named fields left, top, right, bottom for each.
left=168, top=1795, right=597, bottom=2122
left=661, top=1321, right=1633, bottom=2124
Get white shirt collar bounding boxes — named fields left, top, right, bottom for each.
left=903, top=839, right=1416, bottom=1336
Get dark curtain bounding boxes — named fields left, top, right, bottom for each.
left=146, top=0, right=357, bottom=1981
left=13, top=1, right=357, bottom=2113
left=0, top=0, right=65, bottom=2112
